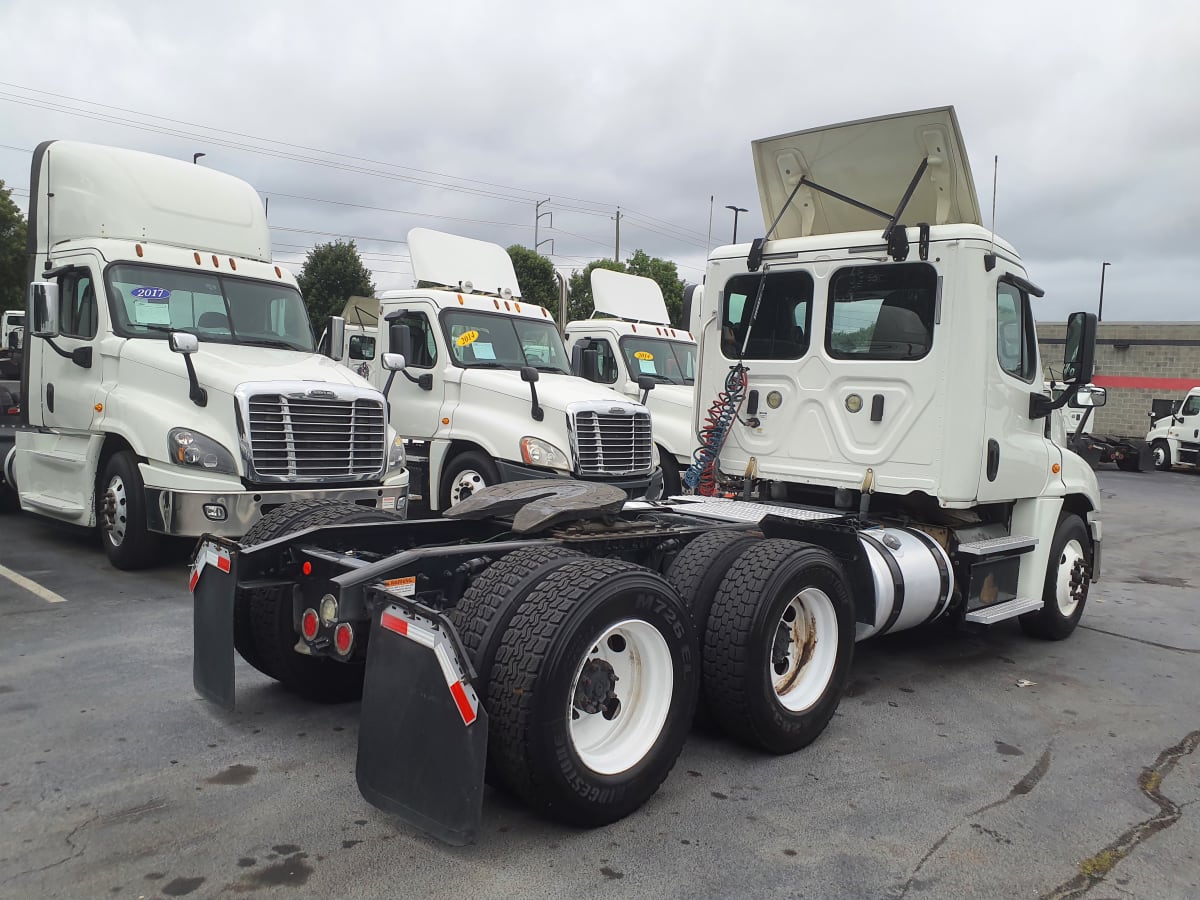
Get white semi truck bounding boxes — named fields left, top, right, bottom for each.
left=193, top=106, right=1102, bottom=845
left=1147, top=386, right=1200, bottom=470
left=564, top=268, right=697, bottom=495
left=334, top=228, right=659, bottom=512
left=7, top=141, right=408, bottom=569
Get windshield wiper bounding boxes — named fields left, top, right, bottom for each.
left=463, top=361, right=508, bottom=369
left=239, top=338, right=306, bottom=351
left=530, top=365, right=569, bottom=374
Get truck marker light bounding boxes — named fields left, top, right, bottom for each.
left=301, top=609, right=320, bottom=641
left=441, top=417, right=450, bottom=425
left=95, top=403, right=103, bottom=412
left=541, top=308, right=549, bottom=318
left=135, top=244, right=144, bottom=257
left=194, top=252, right=203, bottom=265
left=514, top=303, right=521, bottom=312
left=493, top=298, right=499, bottom=309
left=334, top=623, right=354, bottom=656
left=302, top=561, right=313, bottom=576
left=457, top=295, right=465, bottom=305
left=631, top=324, right=638, bottom=332
left=1052, top=463, right=1061, bottom=473
left=274, top=266, right=282, bottom=278
left=228, top=258, right=237, bottom=271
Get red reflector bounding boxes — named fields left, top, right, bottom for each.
left=449, top=681, right=477, bottom=726
left=334, top=623, right=354, bottom=656
left=301, top=609, right=320, bottom=641
left=302, top=561, right=312, bottom=576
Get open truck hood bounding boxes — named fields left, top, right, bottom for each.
left=752, top=106, right=982, bottom=239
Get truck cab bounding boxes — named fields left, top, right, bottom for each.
left=12, top=141, right=407, bottom=568
left=1147, top=386, right=1200, bottom=470
left=338, top=229, right=658, bottom=512
left=564, top=269, right=697, bottom=494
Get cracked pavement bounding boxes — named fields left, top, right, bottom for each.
left=0, top=469, right=1197, bottom=898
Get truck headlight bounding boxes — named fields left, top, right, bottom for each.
left=520, top=436, right=571, bottom=472
left=387, top=434, right=406, bottom=472
left=168, top=428, right=237, bottom=475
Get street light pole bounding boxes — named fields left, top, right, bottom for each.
left=1098, top=261, right=1111, bottom=322
left=193, top=152, right=206, bottom=165
left=725, top=205, right=747, bottom=243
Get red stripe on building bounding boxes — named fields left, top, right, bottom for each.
left=1091, top=375, right=1198, bottom=391
left=379, top=610, right=408, bottom=637
left=449, top=681, right=477, bottom=726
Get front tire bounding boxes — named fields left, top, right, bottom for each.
left=97, top=450, right=162, bottom=570
left=488, top=558, right=699, bottom=827
left=440, top=451, right=500, bottom=510
left=703, top=539, right=855, bottom=754
left=658, top=446, right=682, bottom=497
left=1020, top=514, right=1091, bottom=640
left=1152, top=439, right=1172, bottom=471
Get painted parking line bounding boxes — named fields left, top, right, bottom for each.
left=0, top=562, right=68, bottom=603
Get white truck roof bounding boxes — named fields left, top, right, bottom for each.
left=29, top=140, right=272, bottom=261
left=752, top=106, right=981, bottom=239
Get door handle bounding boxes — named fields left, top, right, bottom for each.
left=46, top=383, right=55, bottom=413
left=986, top=439, right=1000, bottom=481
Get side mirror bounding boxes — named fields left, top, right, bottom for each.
left=682, top=283, right=703, bottom=335
left=169, top=331, right=199, bottom=354
left=387, top=318, right=414, bottom=363
left=637, top=374, right=656, bottom=405
left=381, top=352, right=406, bottom=371
left=1062, top=311, right=1097, bottom=385
left=29, top=282, right=60, bottom=338
left=569, top=342, right=585, bottom=377
left=520, top=366, right=539, bottom=384
left=327, top=316, right=346, bottom=361
left=1068, top=386, right=1106, bottom=408
left=520, top=366, right=543, bottom=422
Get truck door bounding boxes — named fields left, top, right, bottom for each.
left=39, top=265, right=103, bottom=433
left=1171, top=392, right=1200, bottom=464
left=384, top=305, right=446, bottom=440
left=976, top=275, right=1053, bottom=501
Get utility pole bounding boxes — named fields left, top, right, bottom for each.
left=614, top=207, right=622, bottom=262
left=1098, top=261, right=1111, bottom=322
left=534, top=198, right=552, bottom=253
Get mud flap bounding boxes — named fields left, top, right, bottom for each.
left=356, top=602, right=488, bottom=846
left=191, top=541, right=237, bottom=710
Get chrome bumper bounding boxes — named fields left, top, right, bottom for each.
left=145, top=483, right=408, bottom=537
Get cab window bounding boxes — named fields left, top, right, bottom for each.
left=348, top=334, right=376, bottom=361
left=826, top=263, right=935, bottom=360
left=389, top=311, right=437, bottom=368
left=996, top=280, right=1037, bottom=382
left=59, top=269, right=98, bottom=339
left=1181, top=394, right=1200, bottom=417
left=721, top=271, right=812, bottom=359
left=574, top=338, right=619, bottom=384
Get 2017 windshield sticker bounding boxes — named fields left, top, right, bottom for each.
left=131, top=287, right=171, bottom=303
left=456, top=329, right=480, bottom=347
left=634, top=350, right=654, bottom=360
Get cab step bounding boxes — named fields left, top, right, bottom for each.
left=957, top=535, right=1037, bottom=557
left=964, top=597, right=1043, bottom=625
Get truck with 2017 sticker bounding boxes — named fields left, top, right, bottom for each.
left=192, top=106, right=1102, bottom=845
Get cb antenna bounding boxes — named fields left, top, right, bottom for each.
left=989, top=154, right=998, bottom=255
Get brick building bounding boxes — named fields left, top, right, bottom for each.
left=1037, top=321, right=1200, bottom=438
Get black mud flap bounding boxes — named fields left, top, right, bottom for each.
left=356, top=602, right=488, bottom=846
left=191, top=539, right=238, bottom=710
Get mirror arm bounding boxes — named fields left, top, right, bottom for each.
left=529, top=383, right=544, bottom=422
left=182, top=354, right=207, bottom=407
left=42, top=337, right=74, bottom=361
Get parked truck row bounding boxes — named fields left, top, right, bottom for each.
left=190, top=107, right=1107, bottom=845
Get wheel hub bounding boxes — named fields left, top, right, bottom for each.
left=573, top=657, right=620, bottom=719
left=103, top=476, right=127, bottom=545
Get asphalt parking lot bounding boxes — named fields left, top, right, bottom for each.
left=0, top=469, right=1197, bottom=900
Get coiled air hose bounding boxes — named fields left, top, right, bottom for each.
left=684, top=364, right=749, bottom=495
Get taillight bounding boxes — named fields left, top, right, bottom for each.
left=334, top=623, right=354, bottom=656
left=300, top=609, right=320, bottom=641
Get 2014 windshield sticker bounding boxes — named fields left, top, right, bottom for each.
left=456, top=329, right=480, bottom=347
left=131, top=287, right=171, bottom=303
left=634, top=351, right=654, bottom=360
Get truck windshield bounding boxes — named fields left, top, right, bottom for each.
left=442, top=309, right=571, bottom=374
left=618, top=336, right=696, bottom=385
left=105, top=263, right=315, bottom=352
left=6, top=314, right=24, bottom=326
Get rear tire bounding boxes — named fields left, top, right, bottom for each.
left=1020, top=514, right=1091, bottom=641
left=1115, top=451, right=1141, bottom=472
left=703, top=539, right=855, bottom=754
left=238, top=500, right=399, bottom=700
left=1152, top=439, right=1172, bottom=471
left=97, top=450, right=162, bottom=570
left=488, top=558, right=699, bottom=827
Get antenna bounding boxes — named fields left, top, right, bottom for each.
left=989, top=154, right=998, bottom=255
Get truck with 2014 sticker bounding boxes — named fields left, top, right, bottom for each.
left=191, top=106, right=1102, bottom=845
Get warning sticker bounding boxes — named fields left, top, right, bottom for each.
left=383, top=575, right=417, bottom=597
left=456, top=329, right=479, bottom=347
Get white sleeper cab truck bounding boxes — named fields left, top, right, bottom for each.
left=3, top=310, right=23, bottom=351
left=336, top=228, right=658, bottom=511
left=192, top=107, right=1101, bottom=845
left=11, top=141, right=407, bottom=569
left=564, top=269, right=697, bottom=495
left=1147, top=386, right=1200, bottom=470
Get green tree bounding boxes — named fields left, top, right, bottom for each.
left=296, top=240, right=375, bottom=325
left=566, top=258, right=627, bottom=322
left=505, top=245, right=559, bottom=319
left=625, top=249, right=685, bottom=326
left=0, top=180, right=28, bottom=313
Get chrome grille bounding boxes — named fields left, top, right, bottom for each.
left=247, top=393, right=386, bottom=480
left=571, top=408, right=654, bottom=476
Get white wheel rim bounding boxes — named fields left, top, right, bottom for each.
left=1054, top=538, right=1087, bottom=617
left=448, top=469, right=487, bottom=506
left=1153, top=446, right=1166, bottom=467
left=104, top=474, right=128, bottom=547
left=567, top=618, right=673, bottom=775
left=771, top=587, right=839, bottom=713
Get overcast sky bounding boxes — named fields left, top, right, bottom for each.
left=2, top=0, right=1198, bottom=321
